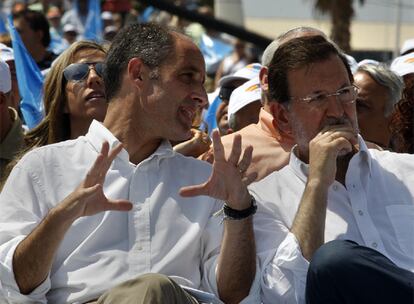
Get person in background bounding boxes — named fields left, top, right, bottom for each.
left=250, top=35, right=414, bottom=304
left=13, top=9, right=58, bottom=71
left=61, top=0, right=88, bottom=37
left=0, top=58, right=24, bottom=180
left=0, top=43, right=20, bottom=110
left=214, top=39, right=249, bottom=88
left=62, top=23, right=78, bottom=45
left=1, top=40, right=107, bottom=187
left=354, top=63, right=403, bottom=149
left=215, top=63, right=261, bottom=136
left=227, top=76, right=262, bottom=132
left=390, top=52, right=414, bottom=153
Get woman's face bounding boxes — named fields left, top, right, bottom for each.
left=65, top=48, right=107, bottom=124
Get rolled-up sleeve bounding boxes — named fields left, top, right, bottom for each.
left=0, top=157, right=52, bottom=303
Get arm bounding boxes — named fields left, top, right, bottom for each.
left=13, top=142, right=132, bottom=294
left=290, top=125, right=357, bottom=260
left=180, top=130, right=257, bottom=304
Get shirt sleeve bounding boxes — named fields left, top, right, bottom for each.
left=0, top=158, right=52, bottom=303
left=253, top=200, right=309, bottom=304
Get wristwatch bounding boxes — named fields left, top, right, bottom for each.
left=223, top=195, right=257, bottom=220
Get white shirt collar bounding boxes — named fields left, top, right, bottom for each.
left=85, top=120, right=175, bottom=166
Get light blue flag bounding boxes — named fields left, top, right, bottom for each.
left=83, top=0, right=102, bottom=41
left=199, top=34, right=233, bottom=75
left=8, top=15, right=44, bottom=129
left=200, top=95, right=221, bottom=136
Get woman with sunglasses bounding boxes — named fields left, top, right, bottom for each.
left=1, top=40, right=107, bottom=187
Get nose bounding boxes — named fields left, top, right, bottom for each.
left=325, top=95, right=345, bottom=118
left=86, top=66, right=103, bottom=87
left=192, top=86, right=208, bottom=109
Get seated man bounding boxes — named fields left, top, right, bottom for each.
left=354, top=63, right=403, bottom=149
left=212, top=27, right=327, bottom=182
left=250, top=35, right=414, bottom=303
left=0, top=23, right=259, bottom=304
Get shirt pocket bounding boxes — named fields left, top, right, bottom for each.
left=386, top=204, right=414, bottom=257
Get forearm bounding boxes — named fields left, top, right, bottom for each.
left=217, top=216, right=256, bottom=304
left=13, top=206, right=75, bottom=294
left=290, top=180, right=329, bottom=261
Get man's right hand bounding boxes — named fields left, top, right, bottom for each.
left=56, top=141, right=133, bottom=222
left=308, top=125, right=357, bottom=187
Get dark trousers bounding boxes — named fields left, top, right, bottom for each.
left=306, top=240, right=414, bottom=304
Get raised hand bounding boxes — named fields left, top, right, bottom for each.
left=58, top=141, right=132, bottom=220
left=180, top=130, right=256, bottom=210
left=308, top=124, right=357, bottom=186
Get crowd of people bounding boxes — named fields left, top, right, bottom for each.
left=0, top=0, right=413, bottom=303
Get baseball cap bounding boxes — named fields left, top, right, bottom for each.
left=228, top=76, right=261, bottom=117
left=63, top=24, right=78, bottom=33
left=218, top=63, right=262, bottom=87
left=0, top=43, right=14, bottom=62
left=0, top=59, right=11, bottom=93
left=101, top=11, right=113, bottom=21
left=390, top=53, right=414, bottom=77
left=401, top=38, right=414, bottom=55
left=358, top=59, right=379, bottom=67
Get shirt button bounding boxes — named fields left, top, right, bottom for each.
left=136, top=206, right=142, bottom=211
left=372, top=242, right=378, bottom=248
left=358, top=210, right=364, bottom=216
left=137, top=246, right=143, bottom=251
left=352, top=184, right=356, bottom=189
left=333, top=185, right=338, bottom=191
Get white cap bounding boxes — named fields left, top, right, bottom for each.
left=0, top=59, right=11, bottom=93
left=391, top=53, right=414, bottom=77
left=401, top=38, right=414, bottom=55
left=63, top=23, right=77, bottom=33
left=101, top=11, right=113, bottom=20
left=228, top=76, right=261, bottom=117
left=0, top=43, right=14, bottom=62
left=218, top=63, right=262, bottom=87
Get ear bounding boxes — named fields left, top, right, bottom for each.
left=269, top=102, right=292, bottom=138
left=259, top=66, right=269, bottom=93
left=127, top=57, right=145, bottom=88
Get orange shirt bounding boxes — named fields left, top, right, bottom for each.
left=205, top=108, right=295, bottom=182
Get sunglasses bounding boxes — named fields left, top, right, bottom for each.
left=63, top=62, right=104, bottom=82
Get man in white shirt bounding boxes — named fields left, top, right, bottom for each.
left=250, top=35, right=414, bottom=303
left=0, top=23, right=259, bottom=303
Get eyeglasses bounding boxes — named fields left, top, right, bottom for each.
left=290, top=85, right=359, bottom=106
left=63, top=62, right=104, bottom=82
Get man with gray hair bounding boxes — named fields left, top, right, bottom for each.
left=354, top=63, right=403, bottom=149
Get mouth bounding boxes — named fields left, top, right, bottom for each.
left=85, top=91, right=106, bottom=102
left=179, top=106, right=196, bottom=124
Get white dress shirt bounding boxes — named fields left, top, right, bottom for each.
left=249, top=136, right=414, bottom=304
left=0, top=121, right=260, bottom=304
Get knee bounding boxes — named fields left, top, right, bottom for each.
left=308, top=240, right=358, bottom=281
left=137, top=273, right=174, bottom=290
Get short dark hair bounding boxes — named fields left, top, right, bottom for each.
left=104, top=23, right=178, bottom=101
left=268, top=35, right=353, bottom=104
left=13, top=9, right=51, bottom=47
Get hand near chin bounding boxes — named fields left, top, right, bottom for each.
left=57, top=142, right=133, bottom=221
left=308, top=125, right=357, bottom=187
left=179, top=130, right=257, bottom=210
